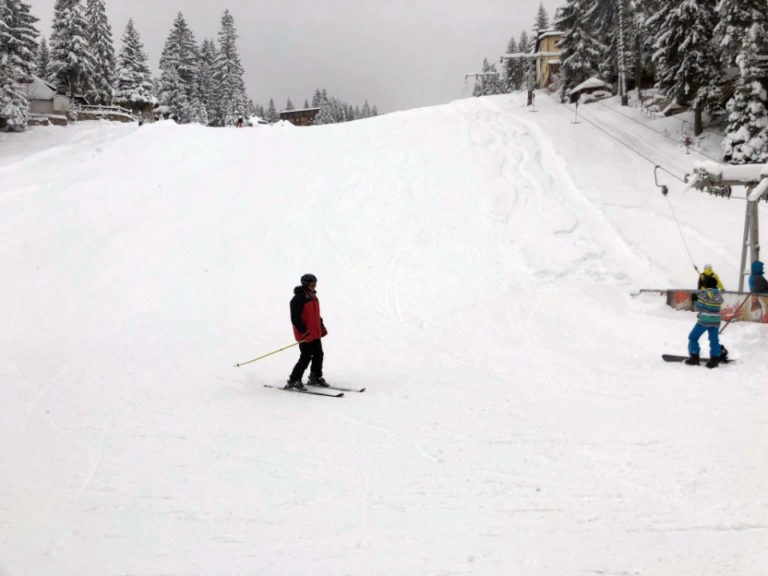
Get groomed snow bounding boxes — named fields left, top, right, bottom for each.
left=1, top=93, right=766, bottom=575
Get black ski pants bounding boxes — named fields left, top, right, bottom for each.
left=289, top=339, right=323, bottom=381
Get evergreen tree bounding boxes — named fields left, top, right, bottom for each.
left=196, top=39, right=217, bottom=123
left=311, top=88, right=323, bottom=107
left=285, top=97, right=294, bottom=111
left=557, top=0, right=603, bottom=93
left=49, top=0, right=93, bottom=99
left=1, top=0, right=39, bottom=81
left=36, top=36, right=49, bottom=79
left=503, top=36, right=522, bottom=91
left=631, top=0, right=665, bottom=97
left=534, top=2, right=550, bottom=33
left=85, top=0, right=114, bottom=104
left=266, top=98, right=277, bottom=122
left=114, top=19, right=154, bottom=111
left=651, top=0, right=722, bottom=135
left=716, top=0, right=768, bottom=163
left=519, top=30, right=530, bottom=54
left=158, top=12, right=198, bottom=123
left=477, top=58, right=503, bottom=95
left=303, top=98, right=309, bottom=108
left=313, top=101, right=334, bottom=125
left=0, top=0, right=40, bottom=131
left=581, top=0, right=634, bottom=83
left=212, top=9, right=247, bottom=126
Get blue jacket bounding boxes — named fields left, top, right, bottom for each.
left=750, top=261, right=768, bottom=293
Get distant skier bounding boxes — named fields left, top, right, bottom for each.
left=686, top=274, right=725, bottom=368
left=697, top=263, right=724, bottom=290
left=749, top=260, right=768, bottom=294
left=286, top=274, right=329, bottom=389
left=236, top=117, right=243, bottom=128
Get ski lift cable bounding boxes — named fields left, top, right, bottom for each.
left=595, top=100, right=723, bottom=164
left=664, top=192, right=700, bottom=272
left=547, top=93, right=702, bottom=269
left=545, top=94, right=686, bottom=182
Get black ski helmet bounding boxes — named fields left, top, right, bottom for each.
left=301, top=273, right=317, bottom=287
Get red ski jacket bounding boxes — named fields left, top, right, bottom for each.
left=290, top=286, right=325, bottom=342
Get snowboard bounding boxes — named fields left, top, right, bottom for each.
left=662, top=354, right=733, bottom=364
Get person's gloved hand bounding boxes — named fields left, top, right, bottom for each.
left=302, top=331, right=312, bottom=342
left=322, top=326, right=328, bottom=337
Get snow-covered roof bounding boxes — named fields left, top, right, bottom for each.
left=26, top=76, right=58, bottom=101
left=571, top=77, right=612, bottom=94
left=280, top=107, right=321, bottom=114
left=537, top=30, right=563, bottom=40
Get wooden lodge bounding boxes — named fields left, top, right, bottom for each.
left=279, top=107, right=321, bottom=126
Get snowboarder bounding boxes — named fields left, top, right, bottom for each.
left=286, top=274, right=328, bottom=389
left=749, top=260, right=768, bottom=294
left=686, top=274, right=725, bottom=368
left=697, top=263, right=724, bottom=290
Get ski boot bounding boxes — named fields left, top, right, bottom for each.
left=308, top=373, right=329, bottom=387
left=285, top=378, right=305, bottom=391
left=706, top=357, right=719, bottom=369
left=684, top=354, right=700, bottom=366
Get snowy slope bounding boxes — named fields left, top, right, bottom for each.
left=1, top=93, right=766, bottom=576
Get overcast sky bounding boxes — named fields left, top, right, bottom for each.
left=28, top=0, right=562, bottom=113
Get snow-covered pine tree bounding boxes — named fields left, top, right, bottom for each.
left=630, top=0, right=664, bottom=99
left=0, top=0, right=40, bottom=131
left=311, top=88, right=323, bottom=107
left=285, top=97, right=294, bottom=111
left=266, top=98, right=277, bottom=123
left=581, top=0, right=636, bottom=86
left=158, top=12, right=198, bottom=123
left=36, top=36, right=49, bottom=79
left=193, top=38, right=217, bottom=124
left=716, top=0, right=768, bottom=163
left=49, top=0, right=93, bottom=100
left=1, top=0, right=40, bottom=82
left=188, top=52, right=208, bottom=125
left=114, top=18, right=154, bottom=112
left=313, top=101, right=334, bottom=125
left=517, top=30, right=537, bottom=91
left=212, top=9, right=248, bottom=126
left=303, top=98, right=309, bottom=108
left=533, top=2, right=550, bottom=34
left=519, top=30, right=530, bottom=55
left=557, top=0, right=603, bottom=94
left=503, top=36, right=522, bottom=91
left=84, top=0, right=114, bottom=105
left=651, top=0, right=722, bottom=135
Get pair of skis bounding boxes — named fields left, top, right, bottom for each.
left=264, top=382, right=366, bottom=398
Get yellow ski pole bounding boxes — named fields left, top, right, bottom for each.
left=234, top=341, right=304, bottom=368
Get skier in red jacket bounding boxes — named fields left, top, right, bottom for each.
left=286, top=274, right=328, bottom=389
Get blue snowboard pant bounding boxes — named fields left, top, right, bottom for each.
left=688, top=323, right=721, bottom=357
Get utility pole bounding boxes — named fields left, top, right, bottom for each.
left=618, top=0, right=629, bottom=106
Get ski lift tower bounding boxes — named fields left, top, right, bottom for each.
left=686, top=161, right=768, bottom=291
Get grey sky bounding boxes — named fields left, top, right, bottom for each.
left=28, top=0, right=562, bottom=113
